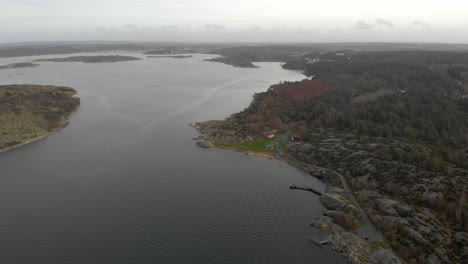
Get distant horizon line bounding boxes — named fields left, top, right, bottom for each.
left=1, top=40, right=468, bottom=47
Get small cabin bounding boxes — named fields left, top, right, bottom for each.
left=291, top=136, right=301, bottom=141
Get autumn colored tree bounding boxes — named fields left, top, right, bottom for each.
left=271, top=80, right=331, bottom=103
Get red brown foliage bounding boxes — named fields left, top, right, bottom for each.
left=246, top=123, right=261, bottom=134
left=271, top=80, right=331, bottom=103
left=332, top=212, right=358, bottom=231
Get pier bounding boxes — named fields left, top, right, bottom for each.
left=289, top=184, right=322, bottom=196
left=307, top=237, right=330, bottom=247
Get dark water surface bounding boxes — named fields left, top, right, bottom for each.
left=0, top=53, right=346, bottom=264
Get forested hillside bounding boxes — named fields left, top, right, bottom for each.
left=280, top=51, right=468, bottom=148
left=197, top=50, right=468, bottom=263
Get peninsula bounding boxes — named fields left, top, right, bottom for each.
left=205, top=55, right=258, bottom=68
left=147, top=55, right=193, bottom=59
left=0, top=62, right=39, bottom=70
left=0, top=85, right=80, bottom=152
left=195, top=50, right=468, bottom=263
left=34, top=55, right=141, bottom=63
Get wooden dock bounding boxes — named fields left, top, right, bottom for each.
left=307, top=236, right=330, bottom=247
left=289, top=184, right=322, bottom=196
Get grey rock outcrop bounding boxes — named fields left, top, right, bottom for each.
left=367, top=249, right=402, bottom=264
left=320, top=193, right=350, bottom=211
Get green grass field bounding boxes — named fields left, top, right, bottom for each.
left=215, top=137, right=281, bottom=153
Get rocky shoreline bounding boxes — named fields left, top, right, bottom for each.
left=193, top=119, right=467, bottom=263
left=0, top=85, right=81, bottom=153
left=193, top=123, right=404, bottom=263
left=0, top=106, right=79, bottom=153
left=286, top=136, right=467, bottom=262
left=193, top=48, right=468, bottom=262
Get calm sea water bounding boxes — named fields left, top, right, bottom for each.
left=0, top=53, right=345, bottom=264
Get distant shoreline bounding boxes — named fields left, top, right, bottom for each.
left=34, top=55, right=141, bottom=63
left=0, top=62, right=39, bottom=70
left=147, top=55, right=193, bottom=59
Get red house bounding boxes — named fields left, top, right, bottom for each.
left=291, top=136, right=301, bottom=141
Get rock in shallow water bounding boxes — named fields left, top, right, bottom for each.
left=196, top=140, right=212, bottom=148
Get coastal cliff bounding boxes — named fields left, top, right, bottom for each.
left=0, top=85, right=80, bottom=152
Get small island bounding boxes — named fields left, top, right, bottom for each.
left=0, top=85, right=80, bottom=152
left=34, top=55, right=141, bottom=63
left=0, top=62, right=39, bottom=70
left=205, top=55, right=258, bottom=68
left=147, top=55, right=193, bottom=59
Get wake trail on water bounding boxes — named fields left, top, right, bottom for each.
left=80, top=71, right=262, bottom=144
left=80, top=91, right=145, bottom=133
left=141, top=71, right=262, bottom=134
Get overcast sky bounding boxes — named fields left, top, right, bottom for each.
left=1, top=0, right=468, bottom=43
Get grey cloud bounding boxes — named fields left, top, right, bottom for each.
left=123, top=24, right=154, bottom=31
left=2, top=0, right=468, bottom=43
left=96, top=26, right=119, bottom=33
left=376, top=18, right=394, bottom=28
left=246, top=25, right=263, bottom=33
left=294, top=28, right=320, bottom=35
left=159, top=25, right=178, bottom=31
left=124, top=24, right=140, bottom=30
left=355, top=18, right=394, bottom=30
left=413, top=21, right=432, bottom=29
left=270, top=26, right=314, bottom=34
left=355, top=21, right=373, bottom=30
left=204, top=24, right=226, bottom=31
left=270, top=26, right=288, bottom=32
left=329, top=28, right=343, bottom=34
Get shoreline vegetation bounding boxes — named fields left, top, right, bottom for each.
left=2, top=42, right=468, bottom=59
left=147, top=55, right=193, bottom=59
left=194, top=126, right=402, bottom=264
left=0, top=85, right=80, bottom=153
left=204, top=56, right=259, bottom=68
left=34, top=55, right=141, bottom=63
left=195, top=49, right=468, bottom=263
left=143, top=47, right=196, bottom=55
left=0, top=62, right=39, bottom=70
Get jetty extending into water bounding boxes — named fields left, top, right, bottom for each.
left=307, top=236, right=330, bottom=247
left=289, top=185, right=322, bottom=196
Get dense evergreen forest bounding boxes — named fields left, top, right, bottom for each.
left=268, top=51, right=468, bottom=149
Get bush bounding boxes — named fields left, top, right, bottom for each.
left=333, top=212, right=358, bottom=231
